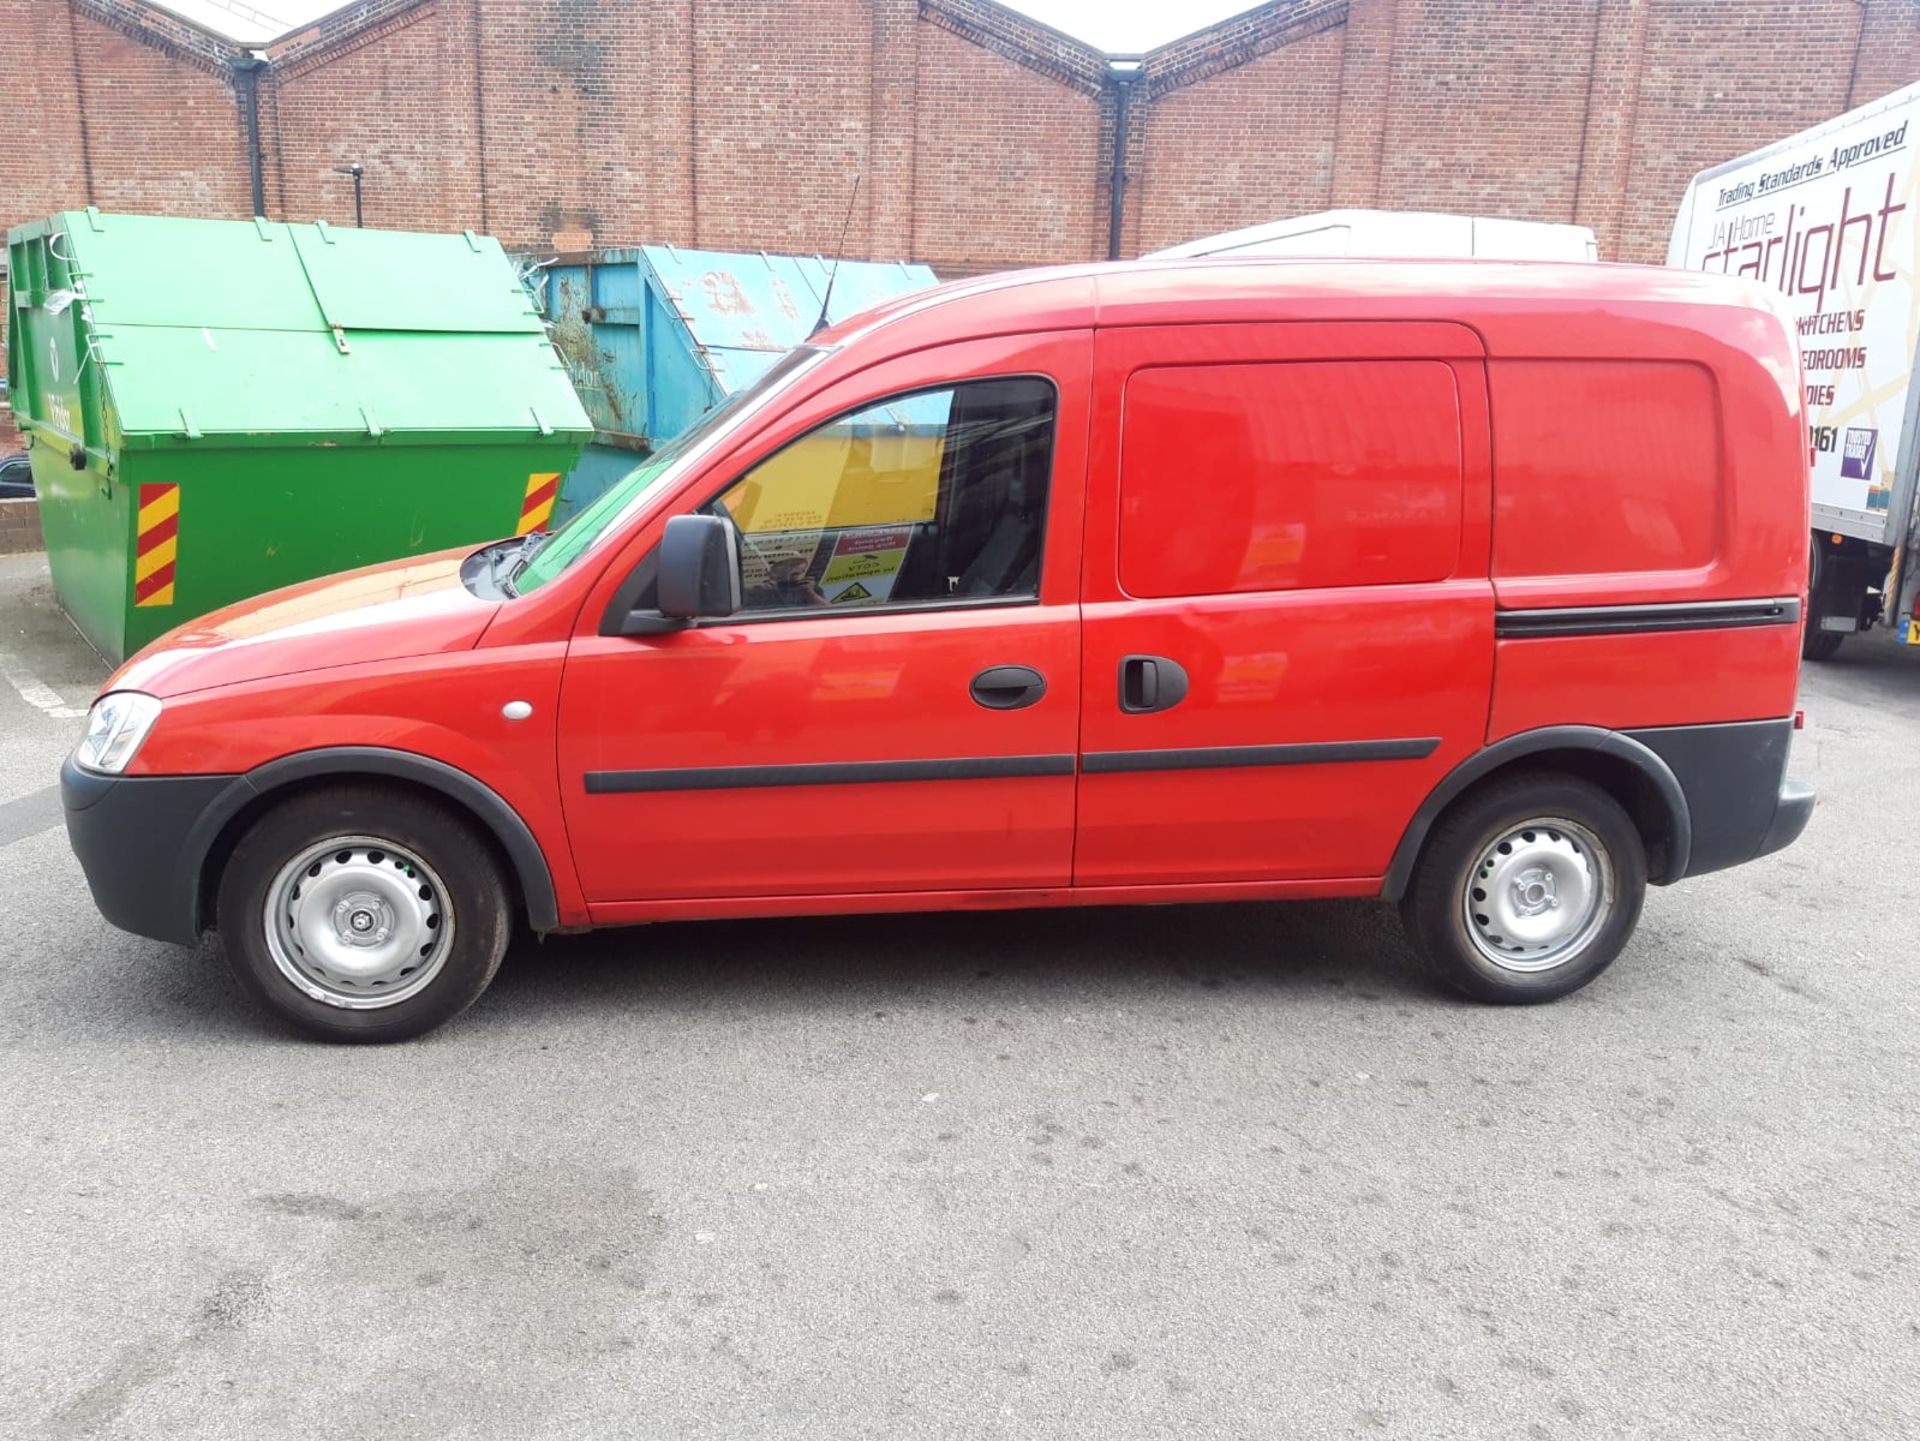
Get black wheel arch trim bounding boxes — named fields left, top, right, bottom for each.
left=1380, top=726, right=1693, bottom=901
left=186, top=747, right=561, bottom=934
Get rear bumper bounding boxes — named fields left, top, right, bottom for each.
left=61, top=755, right=237, bottom=945
left=1627, top=719, right=1812, bottom=880
left=1756, top=778, right=1815, bottom=861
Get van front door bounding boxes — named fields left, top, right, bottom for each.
left=558, top=334, right=1091, bottom=913
left=1075, top=322, right=1495, bottom=889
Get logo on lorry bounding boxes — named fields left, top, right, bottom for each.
left=1841, top=426, right=1880, bottom=481
left=1702, top=170, right=1908, bottom=315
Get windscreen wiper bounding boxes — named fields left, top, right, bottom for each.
left=503, top=529, right=556, bottom=593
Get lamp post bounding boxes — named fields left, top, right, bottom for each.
left=332, top=163, right=365, bottom=228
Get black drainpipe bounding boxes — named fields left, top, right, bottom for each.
left=234, top=54, right=268, bottom=218
left=1106, top=60, right=1141, bottom=260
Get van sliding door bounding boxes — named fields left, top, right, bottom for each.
left=1074, top=322, right=1495, bottom=888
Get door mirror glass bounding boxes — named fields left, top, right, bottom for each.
left=656, top=513, right=742, bottom=620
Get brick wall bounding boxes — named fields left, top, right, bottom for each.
left=1130, top=10, right=1348, bottom=255
left=270, top=2, right=477, bottom=233
left=0, top=499, right=43, bottom=553
left=2, top=0, right=1918, bottom=276
left=463, top=0, right=660, bottom=249
left=695, top=0, right=877, bottom=255
left=68, top=3, right=252, bottom=217
left=0, top=2, right=93, bottom=222
left=913, top=8, right=1104, bottom=271
left=1611, top=0, right=1867, bottom=265
left=1375, top=0, right=1600, bottom=221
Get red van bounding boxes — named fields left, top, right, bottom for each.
left=61, top=260, right=1814, bottom=1042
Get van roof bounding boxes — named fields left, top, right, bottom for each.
left=1145, top=209, right=1599, bottom=260
left=815, top=257, right=1794, bottom=358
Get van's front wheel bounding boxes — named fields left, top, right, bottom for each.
left=216, top=786, right=511, bottom=1042
left=1400, top=774, right=1646, bottom=1003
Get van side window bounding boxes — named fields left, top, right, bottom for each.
left=705, top=377, right=1056, bottom=614
left=1488, top=359, right=1721, bottom=578
left=1117, top=360, right=1464, bottom=598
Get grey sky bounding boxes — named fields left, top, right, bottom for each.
left=155, top=0, right=1264, bottom=52
left=1012, top=0, right=1262, bottom=52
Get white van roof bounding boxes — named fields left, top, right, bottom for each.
left=1146, top=209, right=1600, bottom=262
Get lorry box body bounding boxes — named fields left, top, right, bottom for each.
left=1667, top=81, right=1920, bottom=654
left=58, top=258, right=1814, bottom=1042
left=1148, top=209, right=1599, bottom=262
left=534, top=245, right=938, bottom=527
left=5, top=210, right=591, bottom=662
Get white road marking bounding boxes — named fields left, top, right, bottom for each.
left=0, top=653, right=89, bottom=719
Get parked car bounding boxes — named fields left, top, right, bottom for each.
left=61, top=259, right=1814, bottom=1042
left=0, top=450, right=31, bottom=499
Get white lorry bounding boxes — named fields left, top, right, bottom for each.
left=1669, top=81, right=1920, bottom=658
left=1147, top=209, right=1599, bottom=262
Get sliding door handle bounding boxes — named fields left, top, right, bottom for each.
left=1119, top=654, right=1188, bottom=715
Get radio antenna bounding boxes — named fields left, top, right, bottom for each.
left=811, top=176, right=862, bottom=337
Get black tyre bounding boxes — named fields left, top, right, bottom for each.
left=1400, top=772, right=1647, bottom=1004
left=1801, top=626, right=1844, bottom=661
left=1803, top=540, right=1846, bottom=661
left=216, top=785, right=512, bottom=1042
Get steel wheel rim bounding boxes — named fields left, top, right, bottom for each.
left=262, top=835, right=455, bottom=1009
left=1460, top=815, right=1613, bottom=974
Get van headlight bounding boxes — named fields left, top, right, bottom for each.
left=75, top=692, right=163, bottom=774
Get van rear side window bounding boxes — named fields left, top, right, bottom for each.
left=1117, top=360, right=1464, bottom=598
left=1489, top=360, right=1722, bottom=579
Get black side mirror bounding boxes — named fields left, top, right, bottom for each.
left=656, top=512, right=741, bottom=621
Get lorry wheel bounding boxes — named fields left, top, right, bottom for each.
left=1801, top=627, right=1844, bottom=661
left=1400, top=773, right=1646, bottom=1004
left=1802, top=540, right=1846, bottom=660
left=216, top=786, right=511, bottom=1043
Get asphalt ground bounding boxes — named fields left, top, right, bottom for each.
left=1, top=548, right=1915, bottom=1439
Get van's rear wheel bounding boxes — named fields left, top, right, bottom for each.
left=1400, top=773, right=1646, bottom=1003
left=216, top=786, right=511, bottom=1042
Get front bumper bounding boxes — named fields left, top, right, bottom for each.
left=61, top=755, right=238, bottom=945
